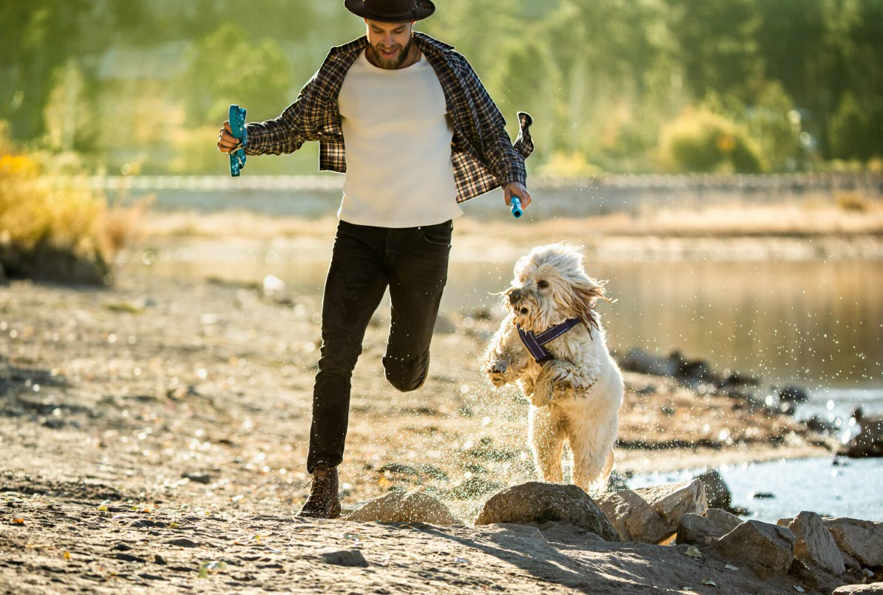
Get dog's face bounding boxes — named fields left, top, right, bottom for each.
left=503, top=244, right=606, bottom=333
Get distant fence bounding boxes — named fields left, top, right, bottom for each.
left=45, top=173, right=883, bottom=218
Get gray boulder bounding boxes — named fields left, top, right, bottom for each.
left=778, top=511, right=846, bottom=575
left=475, top=482, right=619, bottom=542
left=823, top=518, right=883, bottom=568
left=713, top=520, right=796, bottom=574
left=347, top=491, right=461, bottom=526
left=833, top=584, right=883, bottom=594
left=597, top=479, right=708, bottom=544
left=694, top=470, right=733, bottom=510
left=676, top=508, right=742, bottom=545
left=839, top=415, right=883, bottom=458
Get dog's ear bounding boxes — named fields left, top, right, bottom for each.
left=572, top=279, right=608, bottom=334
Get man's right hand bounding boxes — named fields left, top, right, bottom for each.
left=217, top=121, right=239, bottom=153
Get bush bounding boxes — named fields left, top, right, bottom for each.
left=0, top=123, right=142, bottom=284
left=659, top=108, right=765, bottom=173
left=828, top=93, right=874, bottom=161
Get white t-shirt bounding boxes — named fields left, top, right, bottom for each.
left=336, top=49, right=462, bottom=228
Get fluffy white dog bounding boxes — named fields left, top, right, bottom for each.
left=482, top=243, right=624, bottom=493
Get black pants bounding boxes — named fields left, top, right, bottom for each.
left=306, top=219, right=452, bottom=473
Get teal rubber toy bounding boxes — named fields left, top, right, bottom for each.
left=229, top=104, right=247, bottom=177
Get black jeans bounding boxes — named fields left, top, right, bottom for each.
left=306, top=219, right=452, bottom=473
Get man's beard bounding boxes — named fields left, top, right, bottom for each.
left=373, top=38, right=413, bottom=69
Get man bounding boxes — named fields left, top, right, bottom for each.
left=217, top=0, right=534, bottom=519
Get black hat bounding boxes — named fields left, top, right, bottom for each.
left=344, top=0, right=435, bottom=22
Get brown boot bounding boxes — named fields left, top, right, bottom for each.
left=297, top=465, right=341, bottom=519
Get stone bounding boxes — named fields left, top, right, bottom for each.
left=839, top=415, right=883, bottom=458
left=596, top=489, right=666, bottom=543
left=596, top=479, right=707, bottom=544
left=676, top=508, right=742, bottom=545
left=778, top=511, right=845, bottom=575
left=475, top=482, right=619, bottom=542
left=779, top=384, right=810, bottom=403
left=694, top=470, right=732, bottom=510
left=713, top=520, right=796, bottom=574
left=317, top=549, right=369, bottom=567
left=347, top=491, right=461, bottom=526
left=833, top=584, right=883, bottom=595
left=823, top=518, right=883, bottom=568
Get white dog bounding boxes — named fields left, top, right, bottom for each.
left=481, top=244, right=624, bottom=493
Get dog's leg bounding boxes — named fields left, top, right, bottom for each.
left=529, top=406, right=565, bottom=483
left=534, top=359, right=594, bottom=405
left=569, top=426, right=617, bottom=494
left=481, top=320, right=529, bottom=388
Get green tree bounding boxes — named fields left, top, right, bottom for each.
left=180, top=23, right=293, bottom=127
left=666, top=0, right=763, bottom=101
left=828, top=92, right=873, bottom=160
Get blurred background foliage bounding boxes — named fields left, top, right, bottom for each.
left=1, top=0, right=883, bottom=176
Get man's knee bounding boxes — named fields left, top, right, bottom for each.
left=383, top=354, right=429, bottom=392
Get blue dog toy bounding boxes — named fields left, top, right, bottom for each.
left=510, top=196, right=523, bottom=219
left=229, top=104, right=247, bottom=177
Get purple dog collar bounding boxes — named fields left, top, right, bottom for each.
left=517, top=318, right=581, bottom=363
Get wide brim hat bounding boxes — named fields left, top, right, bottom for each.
left=344, top=0, right=435, bottom=22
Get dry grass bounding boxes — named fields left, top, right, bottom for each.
left=0, top=140, right=146, bottom=281
left=141, top=196, right=883, bottom=245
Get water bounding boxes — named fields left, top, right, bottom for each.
left=630, top=457, right=883, bottom=523
left=138, top=252, right=883, bottom=405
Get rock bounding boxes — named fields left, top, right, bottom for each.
left=839, top=415, right=883, bottom=458
left=694, top=470, right=732, bottom=510
left=676, top=508, right=742, bottom=545
left=617, top=347, right=676, bottom=376
left=833, top=584, right=883, bottom=594
left=182, top=472, right=212, bottom=484
left=823, top=518, right=883, bottom=567
left=596, top=479, right=707, bottom=544
left=347, top=491, right=461, bottom=526
left=377, top=463, right=421, bottom=476
left=713, top=520, right=796, bottom=574
left=596, top=489, right=666, bottom=543
left=165, top=538, right=200, bottom=548
left=778, top=511, right=846, bottom=575
left=779, top=384, right=810, bottom=404
left=635, top=479, right=708, bottom=526
left=475, top=482, right=619, bottom=542
left=317, top=549, right=369, bottom=567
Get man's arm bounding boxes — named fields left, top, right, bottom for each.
left=217, top=74, right=321, bottom=157
left=455, top=55, right=533, bottom=207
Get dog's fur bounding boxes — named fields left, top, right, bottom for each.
left=481, top=243, right=624, bottom=493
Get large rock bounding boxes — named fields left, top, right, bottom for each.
left=694, top=470, right=732, bottom=510
left=823, top=518, right=883, bottom=568
left=713, top=520, right=796, bottom=574
left=839, top=415, right=883, bottom=458
left=833, top=584, right=883, bottom=594
left=676, top=508, right=742, bottom=545
left=475, top=482, right=619, bottom=542
left=597, top=479, right=708, bottom=544
left=596, top=489, right=668, bottom=543
left=347, top=491, right=461, bottom=526
left=778, top=511, right=846, bottom=575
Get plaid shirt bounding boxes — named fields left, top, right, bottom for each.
left=245, top=32, right=534, bottom=203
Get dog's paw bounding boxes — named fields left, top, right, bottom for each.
left=484, top=360, right=509, bottom=387
left=553, top=379, right=576, bottom=400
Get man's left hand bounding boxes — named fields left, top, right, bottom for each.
left=504, top=183, right=532, bottom=210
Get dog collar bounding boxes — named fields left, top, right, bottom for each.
left=517, top=318, right=581, bottom=363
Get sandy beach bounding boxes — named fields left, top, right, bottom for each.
left=0, top=222, right=857, bottom=594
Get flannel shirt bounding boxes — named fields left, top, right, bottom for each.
left=245, top=32, right=534, bottom=203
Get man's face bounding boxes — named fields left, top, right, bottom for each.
left=365, top=19, right=414, bottom=69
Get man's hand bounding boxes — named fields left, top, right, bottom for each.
left=217, top=121, right=239, bottom=153
left=504, top=182, right=532, bottom=210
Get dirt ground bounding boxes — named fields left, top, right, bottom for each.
left=0, top=262, right=834, bottom=594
